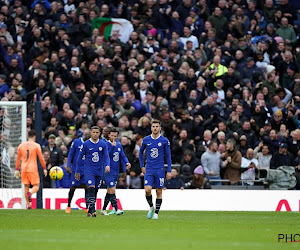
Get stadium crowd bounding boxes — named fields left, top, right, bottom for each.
left=0, top=0, right=300, bottom=189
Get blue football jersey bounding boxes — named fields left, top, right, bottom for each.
left=76, top=138, right=110, bottom=176
left=139, top=134, right=172, bottom=172
left=106, top=140, right=129, bottom=174
left=67, top=138, right=84, bottom=174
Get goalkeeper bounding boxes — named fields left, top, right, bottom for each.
left=14, top=130, right=47, bottom=209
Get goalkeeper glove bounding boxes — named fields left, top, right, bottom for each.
left=14, top=170, right=20, bottom=179
left=43, top=169, right=48, bottom=177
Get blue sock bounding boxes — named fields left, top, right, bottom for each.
left=88, top=187, right=96, bottom=213
left=111, top=194, right=118, bottom=211
left=155, top=199, right=162, bottom=214
left=102, top=193, right=110, bottom=210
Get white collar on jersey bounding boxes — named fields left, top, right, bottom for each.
left=151, top=134, right=161, bottom=140
left=80, top=138, right=84, bottom=143
left=89, top=138, right=99, bottom=144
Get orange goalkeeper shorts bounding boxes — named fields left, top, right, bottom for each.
left=21, top=171, right=40, bottom=185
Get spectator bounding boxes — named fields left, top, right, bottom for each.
left=179, top=26, right=199, bottom=50
left=241, top=57, right=263, bottom=81
left=172, top=130, right=194, bottom=163
left=208, top=7, right=228, bottom=36
left=165, top=167, right=185, bottom=189
left=237, top=120, right=257, bottom=148
left=45, top=117, right=61, bottom=138
left=262, top=129, right=285, bottom=154
left=45, top=134, right=63, bottom=172
left=189, top=165, right=205, bottom=189
left=270, top=142, right=294, bottom=169
left=276, top=17, right=297, bottom=45
left=287, top=129, right=300, bottom=160
left=180, top=149, right=200, bottom=174
left=236, top=135, right=250, bottom=158
left=201, top=141, right=222, bottom=185
left=179, top=164, right=193, bottom=187
left=56, top=154, right=71, bottom=188
left=241, top=148, right=259, bottom=186
left=175, top=0, right=193, bottom=23
left=254, top=142, right=272, bottom=170
left=223, top=139, right=242, bottom=185
left=0, top=23, right=13, bottom=45
left=42, top=148, right=52, bottom=188
left=0, top=74, right=9, bottom=98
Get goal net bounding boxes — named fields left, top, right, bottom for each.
left=0, top=102, right=26, bottom=209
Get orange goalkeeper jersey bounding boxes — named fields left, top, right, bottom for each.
left=16, top=141, right=46, bottom=172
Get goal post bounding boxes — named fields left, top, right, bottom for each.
left=0, top=101, right=26, bottom=209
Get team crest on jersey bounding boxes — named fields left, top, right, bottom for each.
left=110, top=182, right=114, bottom=186
left=72, top=181, right=75, bottom=185
left=88, top=180, right=92, bottom=184
left=99, top=147, right=102, bottom=151
left=158, top=142, right=162, bottom=146
left=118, top=148, right=121, bottom=151
left=145, top=180, right=148, bottom=184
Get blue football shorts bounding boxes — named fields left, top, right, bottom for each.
left=85, top=173, right=103, bottom=188
left=105, top=173, right=118, bottom=188
left=144, top=168, right=165, bottom=188
left=71, top=170, right=85, bottom=186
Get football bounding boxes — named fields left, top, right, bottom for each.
left=49, top=166, right=64, bottom=181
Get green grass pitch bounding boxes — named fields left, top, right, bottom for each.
left=0, top=210, right=299, bottom=250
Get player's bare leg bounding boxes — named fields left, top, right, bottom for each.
left=25, top=184, right=39, bottom=209
left=24, top=185, right=30, bottom=208
left=145, top=185, right=155, bottom=219
left=152, top=188, right=162, bottom=220
left=31, top=184, right=39, bottom=194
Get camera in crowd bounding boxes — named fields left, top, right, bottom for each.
left=259, top=166, right=296, bottom=190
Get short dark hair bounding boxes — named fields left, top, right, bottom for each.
left=262, top=144, right=269, bottom=149
left=91, top=126, right=101, bottom=132
left=171, top=167, right=179, bottom=172
left=184, top=149, right=193, bottom=157
left=151, top=119, right=161, bottom=126
left=109, top=127, right=119, bottom=134
left=208, top=140, right=217, bottom=149
left=218, top=121, right=226, bottom=127
left=227, top=138, right=236, bottom=147
left=28, top=130, right=37, bottom=138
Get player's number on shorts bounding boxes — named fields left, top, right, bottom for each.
left=92, top=152, right=99, bottom=162
left=160, top=178, right=164, bottom=186
left=113, top=152, right=119, bottom=162
left=150, top=148, right=158, bottom=158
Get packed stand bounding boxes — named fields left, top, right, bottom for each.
left=0, top=0, right=300, bottom=189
